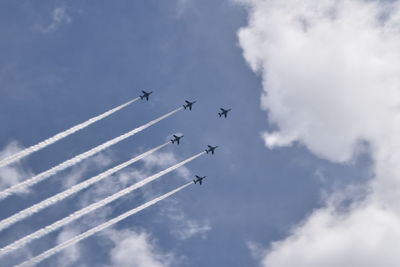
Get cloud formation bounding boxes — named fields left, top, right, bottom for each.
left=144, top=151, right=191, bottom=179
left=49, top=150, right=194, bottom=265
left=0, top=142, right=33, bottom=193
left=107, top=229, right=175, bottom=267
left=163, top=204, right=211, bottom=240
left=38, top=7, right=71, bottom=33
left=239, top=0, right=400, bottom=266
left=54, top=228, right=82, bottom=267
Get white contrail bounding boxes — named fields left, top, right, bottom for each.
left=0, top=98, right=139, bottom=169
left=0, top=151, right=203, bottom=256
left=0, top=142, right=170, bottom=232
left=16, top=182, right=192, bottom=267
left=0, top=107, right=182, bottom=200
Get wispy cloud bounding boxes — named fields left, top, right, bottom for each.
left=143, top=151, right=191, bottom=179
left=162, top=203, right=211, bottom=240
left=0, top=142, right=33, bottom=194
left=38, top=7, right=72, bottom=34
left=106, top=229, right=175, bottom=267
left=54, top=228, right=82, bottom=267
left=61, top=152, right=113, bottom=189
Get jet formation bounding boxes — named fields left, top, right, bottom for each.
left=0, top=90, right=231, bottom=266
left=140, top=91, right=229, bottom=185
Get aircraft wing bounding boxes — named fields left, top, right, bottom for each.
left=199, top=180, right=202, bottom=185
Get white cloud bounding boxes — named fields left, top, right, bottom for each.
left=55, top=228, right=83, bottom=267
left=240, top=0, right=400, bottom=163
left=38, top=7, right=72, bottom=33
left=263, top=203, right=400, bottom=267
left=247, top=241, right=266, bottom=261
left=143, top=151, right=191, bottom=180
left=162, top=204, right=211, bottom=240
left=0, top=142, right=33, bottom=194
left=76, top=150, right=189, bottom=210
left=62, top=153, right=113, bottom=189
left=106, top=229, right=175, bottom=267
left=239, top=0, right=400, bottom=266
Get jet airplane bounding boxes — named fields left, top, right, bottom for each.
left=171, top=134, right=184, bottom=145
left=140, top=90, right=153, bottom=101
left=193, top=175, right=206, bottom=185
left=218, top=108, right=231, bottom=118
left=205, top=145, right=218, bottom=155
left=183, top=100, right=196, bottom=110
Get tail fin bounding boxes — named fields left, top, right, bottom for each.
left=183, top=105, right=187, bottom=109
left=171, top=139, right=175, bottom=144
left=218, top=113, right=222, bottom=117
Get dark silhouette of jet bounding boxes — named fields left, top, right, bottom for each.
left=140, top=90, right=153, bottom=101
left=171, top=134, right=184, bottom=145
left=193, top=175, right=206, bottom=185
left=205, top=145, right=218, bottom=155
left=183, top=100, right=196, bottom=110
left=218, top=108, right=231, bottom=118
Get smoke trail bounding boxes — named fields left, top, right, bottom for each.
left=0, top=151, right=203, bottom=256
left=0, top=98, right=139, bottom=169
left=0, top=142, right=170, bottom=232
left=0, top=107, right=182, bottom=200
left=16, top=182, right=192, bottom=267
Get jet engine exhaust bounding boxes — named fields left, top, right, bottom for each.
left=15, top=182, right=192, bottom=267
left=0, top=151, right=202, bottom=256
left=0, top=142, right=170, bottom=232
left=0, top=97, right=139, bottom=169
left=0, top=107, right=183, bottom=201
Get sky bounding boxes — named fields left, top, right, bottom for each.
left=0, top=0, right=399, bottom=266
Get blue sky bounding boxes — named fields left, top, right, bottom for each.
left=1, top=1, right=396, bottom=266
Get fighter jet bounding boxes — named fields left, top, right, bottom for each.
left=140, top=90, right=153, bottom=101
left=171, top=134, right=184, bottom=145
left=205, top=145, right=218, bottom=155
left=183, top=100, right=196, bottom=110
left=218, top=108, right=231, bottom=118
left=193, top=175, right=206, bottom=185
